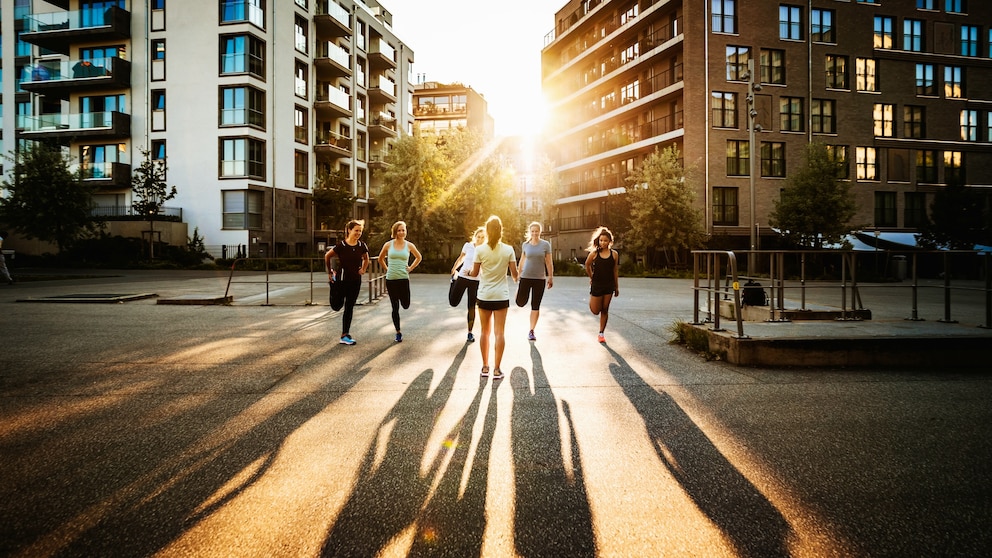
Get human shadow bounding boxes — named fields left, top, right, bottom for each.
left=320, top=345, right=467, bottom=556
left=605, top=346, right=793, bottom=558
left=510, top=344, right=596, bottom=557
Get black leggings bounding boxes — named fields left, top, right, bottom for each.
left=515, top=278, right=547, bottom=311
left=341, top=280, right=361, bottom=335
left=449, top=276, right=479, bottom=330
left=386, top=278, right=411, bottom=331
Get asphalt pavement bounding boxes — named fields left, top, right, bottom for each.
left=0, top=270, right=990, bottom=557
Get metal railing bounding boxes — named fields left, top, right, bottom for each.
left=692, top=250, right=747, bottom=338
left=223, top=257, right=386, bottom=306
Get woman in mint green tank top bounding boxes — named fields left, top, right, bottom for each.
left=376, top=221, right=423, bottom=342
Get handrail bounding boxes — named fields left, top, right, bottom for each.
left=692, top=250, right=747, bottom=338
left=223, top=257, right=386, bottom=306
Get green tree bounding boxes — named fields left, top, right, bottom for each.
left=313, top=168, right=356, bottom=232
left=623, top=145, right=706, bottom=267
left=917, top=178, right=992, bottom=249
left=0, top=141, right=101, bottom=254
left=131, top=148, right=177, bottom=259
left=769, top=142, right=857, bottom=248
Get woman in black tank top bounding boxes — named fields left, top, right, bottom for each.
left=583, top=226, right=619, bottom=344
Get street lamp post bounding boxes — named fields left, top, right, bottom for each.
left=746, top=60, right=762, bottom=274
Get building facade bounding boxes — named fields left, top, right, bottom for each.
left=541, top=0, right=992, bottom=256
left=2, top=0, right=414, bottom=258
left=412, top=81, right=494, bottom=139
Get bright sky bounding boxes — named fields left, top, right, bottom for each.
left=385, top=0, right=565, bottom=138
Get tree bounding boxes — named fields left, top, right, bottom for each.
left=917, top=178, right=992, bottom=249
left=0, top=141, right=101, bottom=254
left=131, top=148, right=177, bottom=259
left=623, top=145, right=706, bottom=267
left=769, top=142, right=857, bottom=249
left=313, top=168, right=356, bottom=232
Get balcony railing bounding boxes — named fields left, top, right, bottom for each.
left=91, top=205, right=182, bottom=220
left=20, top=6, right=131, bottom=54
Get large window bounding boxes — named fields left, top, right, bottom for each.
left=945, top=1, right=965, bottom=14
left=856, top=147, right=878, bottom=180
left=726, top=46, right=750, bottom=81
left=916, top=64, right=936, bottom=96
left=810, top=9, right=834, bottom=43
left=760, top=49, right=785, bottom=84
left=780, top=97, right=804, bottom=132
left=220, top=34, right=265, bottom=78
left=904, top=19, right=923, bottom=52
left=905, top=192, right=927, bottom=228
left=873, top=16, right=894, bottom=49
left=712, top=0, right=737, bottom=34
left=711, top=92, right=737, bottom=128
left=826, top=55, right=848, bottom=89
left=811, top=99, right=836, bottom=134
left=856, top=58, right=878, bottom=92
left=151, top=90, right=166, bottom=131
left=917, top=0, right=936, bottom=9
left=79, top=143, right=125, bottom=180
left=294, top=106, right=307, bottom=143
left=779, top=5, right=802, bottom=41
left=726, top=140, right=749, bottom=176
left=294, top=151, right=308, bottom=189
left=295, top=60, right=308, bottom=98
left=760, top=142, right=785, bottom=177
left=220, top=86, right=265, bottom=128
left=904, top=106, right=925, bottom=138
left=960, top=110, right=978, bottom=141
left=221, top=0, right=264, bottom=29
left=960, top=25, right=979, bottom=57
left=944, top=151, right=963, bottom=183
left=220, top=137, right=265, bottom=179
left=917, top=150, right=937, bottom=183
left=873, top=103, right=894, bottom=137
left=827, top=145, right=849, bottom=179
left=713, top=187, right=739, bottom=226
left=874, top=192, right=897, bottom=227
left=222, top=190, right=264, bottom=229
left=294, top=15, right=308, bottom=54
left=944, top=66, right=963, bottom=98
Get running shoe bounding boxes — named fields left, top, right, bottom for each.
left=597, top=333, right=606, bottom=344
left=467, top=332, right=475, bottom=343
left=340, top=335, right=356, bottom=345
left=493, top=368, right=504, bottom=380
left=395, top=332, right=403, bottom=343
left=480, top=366, right=490, bottom=377
left=528, top=330, right=537, bottom=341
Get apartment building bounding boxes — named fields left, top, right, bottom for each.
left=2, top=0, right=414, bottom=258
left=412, top=81, right=494, bottom=140
left=541, top=0, right=992, bottom=256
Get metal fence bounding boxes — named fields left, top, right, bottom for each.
left=223, top=257, right=386, bottom=306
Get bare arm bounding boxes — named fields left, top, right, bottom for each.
left=469, top=261, right=481, bottom=278
left=450, top=252, right=466, bottom=276
left=376, top=241, right=390, bottom=272
left=407, top=243, right=423, bottom=273
left=584, top=252, right=595, bottom=279
left=324, top=247, right=337, bottom=279
left=545, top=251, right=554, bottom=288
left=612, top=249, right=620, bottom=295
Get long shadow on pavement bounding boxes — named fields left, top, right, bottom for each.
left=510, top=344, right=595, bottom=557
left=605, top=346, right=793, bottom=558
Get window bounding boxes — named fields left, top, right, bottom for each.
left=294, top=106, right=307, bottom=143
left=944, top=151, right=963, bottom=183
left=220, top=34, right=265, bottom=78
left=222, top=190, right=264, bottom=229
left=151, top=90, right=166, bottom=131
left=944, top=66, right=963, bottom=98
left=779, top=5, right=802, bottom=41
left=944, top=1, right=965, bottom=14
left=875, top=192, right=897, bottom=227
left=295, top=60, right=308, bottom=98
left=874, top=16, right=894, bottom=49
left=780, top=97, right=803, bottom=132
left=726, top=140, right=749, bottom=176
left=152, top=39, right=165, bottom=61
left=960, top=109, right=978, bottom=141
left=904, top=19, right=923, bottom=52
left=220, top=86, right=265, bottom=128
left=726, top=46, right=750, bottom=81
left=810, top=9, right=834, bottom=43
left=713, top=187, right=739, bottom=226
left=826, top=55, right=848, bottom=89
left=917, top=150, right=937, bottom=183
left=621, top=80, right=639, bottom=104
left=960, top=25, right=979, bottom=57
left=221, top=0, right=264, bottom=29
left=711, top=92, right=737, bottom=128
left=904, top=106, right=925, bottom=138
left=79, top=143, right=125, bottom=180
left=916, top=63, right=936, bottom=96
left=988, top=112, right=992, bottom=143
left=857, top=0, right=879, bottom=4
left=905, top=193, right=927, bottom=228
left=294, top=15, right=308, bottom=54
left=712, top=0, right=737, bottom=34
left=873, top=103, right=894, bottom=137
left=761, top=142, right=785, bottom=177
left=917, top=0, right=936, bottom=10
left=811, top=99, right=836, bottom=134
left=151, top=139, right=166, bottom=162
left=152, top=0, right=166, bottom=9
left=856, top=147, right=878, bottom=180
left=827, top=145, right=849, bottom=179
left=294, top=151, right=308, bottom=189
left=760, top=49, right=785, bottom=84
left=220, top=137, right=265, bottom=179
left=856, top=58, right=878, bottom=91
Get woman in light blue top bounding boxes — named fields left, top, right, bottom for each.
left=377, top=221, right=423, bottom=342
left=516, top=221, right=554, bottom=341
left=469, top=215, right=519, bottom=379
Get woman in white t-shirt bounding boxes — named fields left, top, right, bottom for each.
left=449, top=226, right=485, bottom=342
left=469, top=216, right=519, bottom=380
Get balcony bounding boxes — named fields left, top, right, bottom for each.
left=315, top=131, right=352, bottom=160
left=20, top=56, right=131, bottom=98
left=315, top=1, right=351, bottom=38
left=368, top=75, right=396, bottom=104
left=369, top=149, right=390, bottom=170
left=556, top=213, right=607, bottom=232
left=76, top=162, right=133, bottom=190
left=368, top=114, right=397, bottom=139
left=16, top=111, right=131, bottom=142
left=20, top=6, right=131, bottom=55
left=315, top=41, right=352, bottom=80
left=315, top=86, right=352, bottom=119
left=368, top=37, right=396, bottom=70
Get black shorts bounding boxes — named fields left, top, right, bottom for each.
left=477, top=299, right=510, bottom=311
left=590, top=282, right=615, bottom=297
